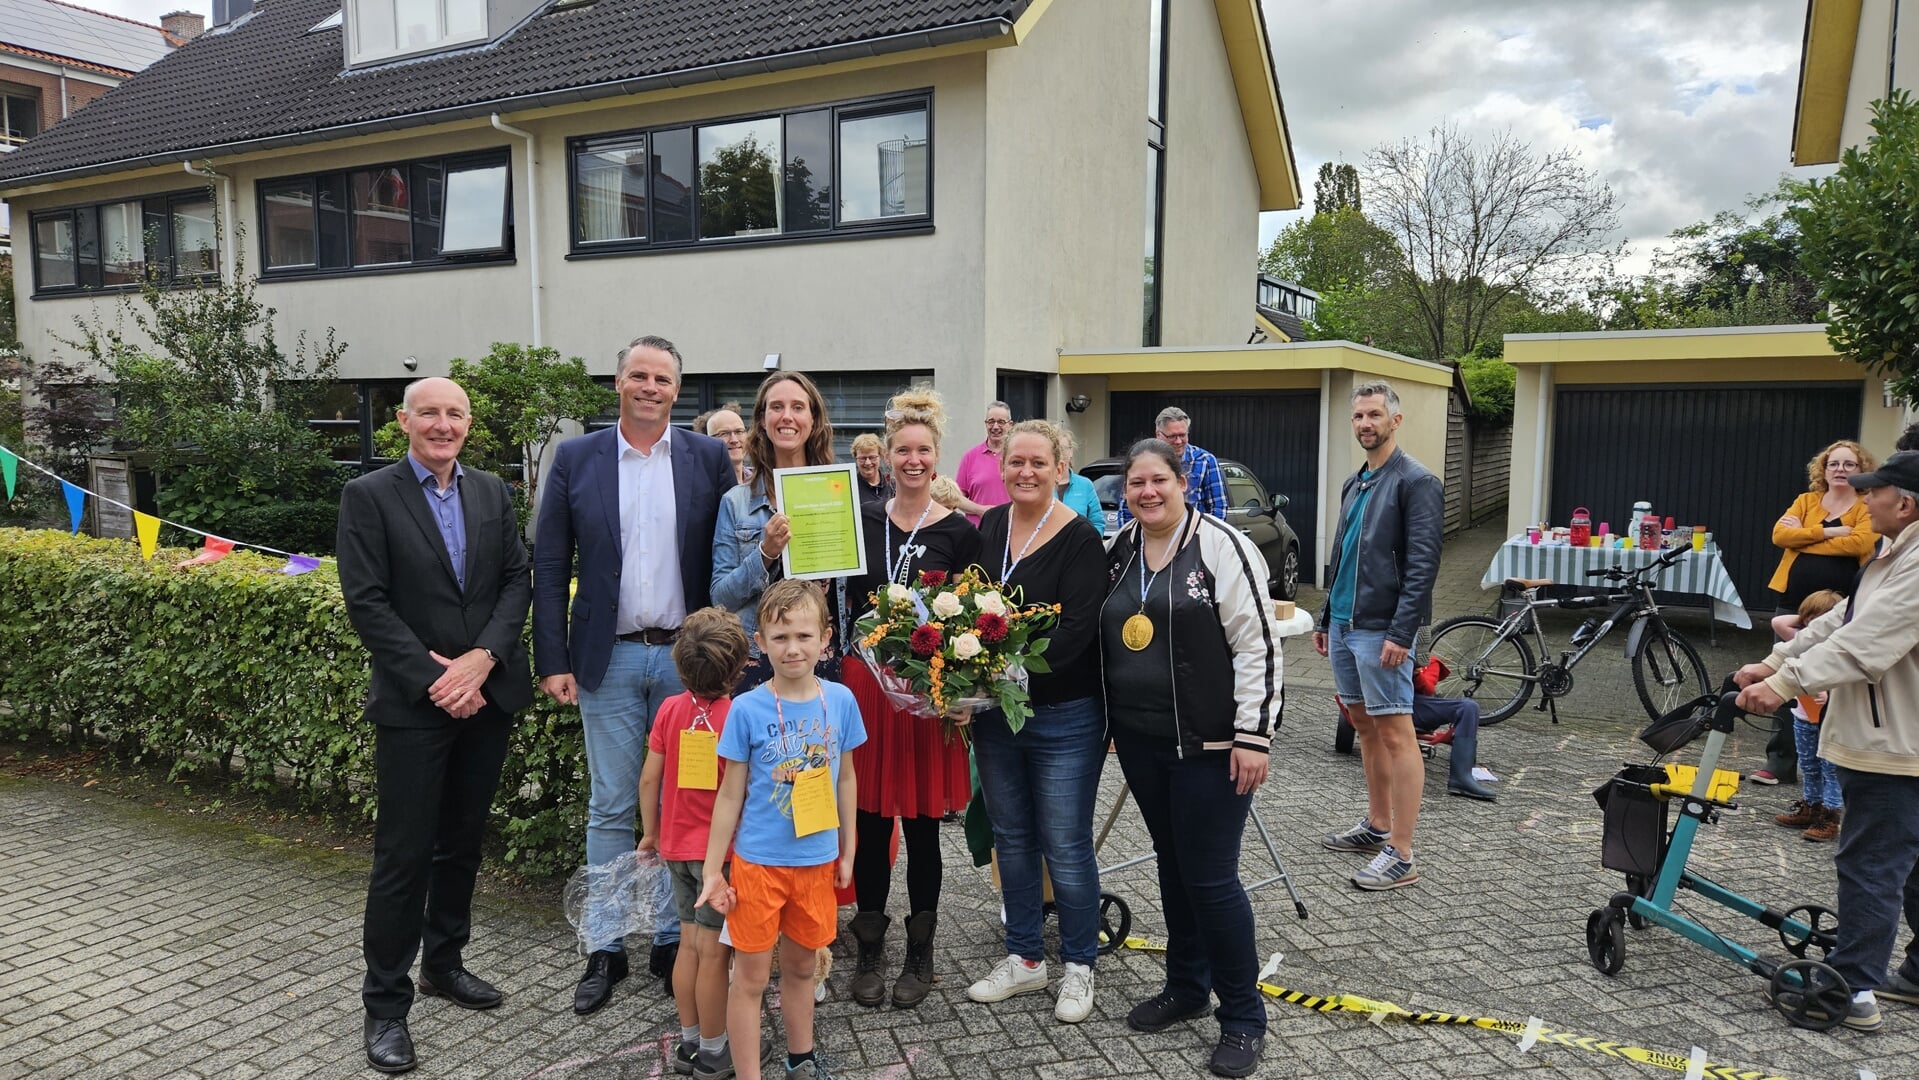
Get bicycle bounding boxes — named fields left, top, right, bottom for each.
left=1421, top=544, right=1712, bottom=725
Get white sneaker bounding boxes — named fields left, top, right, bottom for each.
left=1054, top=962, right=1095, bottom=1023
left=966, top=954, right=1048, bottom=1003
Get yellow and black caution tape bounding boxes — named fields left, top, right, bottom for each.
left=1117, top=937, right=1784, bottom=1080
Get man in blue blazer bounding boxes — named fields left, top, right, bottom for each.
left=531, top=334, right=735, bottom=1014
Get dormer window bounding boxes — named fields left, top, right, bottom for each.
left=346, top=0, right=488, bottom=65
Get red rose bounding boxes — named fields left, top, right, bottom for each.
left=919, top=569, right=948, bottom=587
left=909, top=624, right=943, bottom=657
left=976, top=612, right=1009, bottom=644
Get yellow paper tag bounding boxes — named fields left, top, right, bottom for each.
left=790, top=765, right=838, bottom=837
left=678, top=729, right=719, bottom=791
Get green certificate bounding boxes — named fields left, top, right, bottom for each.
left=772, top=463, right=868, bottom=581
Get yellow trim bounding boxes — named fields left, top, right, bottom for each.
left=1011, top=0, right=1057, bottom=43
left=1253, top=312, right=1292, bottom=342
left=1504, top=327, right=1839, bottom=366
left=1793, top=0, right=1863, bottom=166
left=1551, top=357, right=1866, bottom=385
left=1061, top=343, right=1452, bottom=388
left=1214, top=0, right=1300, bottom=212
left=1108, top=370, right=1319, bottom=391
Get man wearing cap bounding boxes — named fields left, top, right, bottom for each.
left=1737, top=450, right=1919, bottom=1033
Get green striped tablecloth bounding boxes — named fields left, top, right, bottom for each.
left=1479, top=534, right=1752, bottom=629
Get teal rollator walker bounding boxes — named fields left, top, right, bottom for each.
left=1587, top=682, right=1851, bottom=1030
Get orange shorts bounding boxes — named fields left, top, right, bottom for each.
left=726, top=858, right=838, bottom=954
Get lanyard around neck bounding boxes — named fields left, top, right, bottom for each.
left=1001, top=498, right=1058, bottom=582
left=885, top=499, right=935, bottom=585
left=1138, top=516, right=1185, bottom=607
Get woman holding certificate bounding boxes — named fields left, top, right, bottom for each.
left=964, top=420, right=1108, bottom=1024
left=1098, top=438, right=1281, bottom=1080
left=710, top=371, right=845, bottom=690
left=842, top=389, right=982, bottom=1011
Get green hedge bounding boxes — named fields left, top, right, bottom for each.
left=0, top=527, right=588, bottom=878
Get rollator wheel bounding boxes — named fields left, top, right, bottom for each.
left=1585, top=908, right=1625, bottom=975
left=1623, top=874, right=1654, bottom=930
left=1778, top=904, right=1839, bottom=959
left=1096, top=893, right=1132, bottom=956
left=1769, top=959, right=1851, bottom=1031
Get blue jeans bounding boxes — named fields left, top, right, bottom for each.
left=1112, top=728, right=1265, bottom=1036
left=1792, top=719, right=1842, bottom=809
left=1828, top=768, right=1919, bottom=995
left=972, top=696, right=1107, bottom=967
left=1327, top=622, right=1413, bottom=715
left=579, top=640, right=682, bottom=947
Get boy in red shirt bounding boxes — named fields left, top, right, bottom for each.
left=640, top=607, right=751, bottom=1079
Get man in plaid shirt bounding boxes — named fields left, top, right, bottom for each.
left=1117, top=406, right=1230, bottom=526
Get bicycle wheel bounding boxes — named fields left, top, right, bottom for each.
left=1423, top=615, right=1535, bottom=725
left=1631, top=625, right=1710, bottom=722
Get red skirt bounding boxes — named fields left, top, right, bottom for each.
left=842, top=659, right=971, bottom=819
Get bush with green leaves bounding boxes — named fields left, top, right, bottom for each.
left=0, top=527, right=590, bottom=877
left=1457, top=355, right=1516, bottom=424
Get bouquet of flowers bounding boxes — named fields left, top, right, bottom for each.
left=855, top=567, right=1059, bottom=734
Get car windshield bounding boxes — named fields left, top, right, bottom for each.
left=1091, top=471, right=1123, bottom=509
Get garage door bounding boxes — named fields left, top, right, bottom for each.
left=1549, top=383, right=1862, bottom=611
left=1110, top=390, right=1321, bottom=569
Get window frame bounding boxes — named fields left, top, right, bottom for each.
left=1142, top=0, right=1170, bottom=348
left=255, top=148, right=514, bottom=280
left=3, top=91, right=40, bottom=147
left=27, top=189, right=220, bottom=298
left=565, top=89, right=935, bottom=259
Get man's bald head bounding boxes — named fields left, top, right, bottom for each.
left=403, top=376, right=469, bottom=413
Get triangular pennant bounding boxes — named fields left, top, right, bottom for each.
left=134, top=512, right=162, bottom=560
left=0, top=445, right=16, bottom=500
left=61, top=480, right=86, bottom=534
left=176, top=536, right=235, bottom=568
left=280, top=554, right=321, bottom=576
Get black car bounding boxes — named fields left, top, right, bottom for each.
left=1081, top=456, right=1301, bottom=601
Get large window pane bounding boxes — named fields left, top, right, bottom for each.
left=838, top=107, right=928, bottom=223
left=783, top=110, right=833, bottom=233
left=34, top=216, right=75, bottom=288
left=442, top=162, right=508, bottom=253
left=445, top=0, right=486, bottom=39
left=698, top=117, right=781, bottom=240
left=99, top=201, right=148, bottom=286
left=317, top=173, right=351, bottom=268
left=1147, top=0, right=1165, bottom=124
left=351, top=167, right=412, bottom=265
left=171, top=196, right=218, bottom=278
left=410, top=161, right=444, bottom=260
left=575, top=137, right=647, bottom=243
left=262, top=180, right=317, bottom=269
left=350, top=0, right=396, bottom=57
left=651, top=127, right=694, bottom=243
left=394, top=0, right=437, bottom=51
left=3, top=93, right=38, bottom=145
left=1143, top=147, right=1161, bottom=347
left=309, top=382, right=365, bottom=463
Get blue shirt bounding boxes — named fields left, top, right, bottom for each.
left=715, top=679, right=867, bottom=867
left=1060, top=472, right=1106, bottom=536
left=406, top=454, right=467, bottom=591
left=1117, top=445, right=1229, bottom=526
left=1328, top=468, right=1375, bottom=623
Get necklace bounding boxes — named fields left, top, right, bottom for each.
left=772, top=677, right=830, bottom=752
left=885, top=498, right=935, bottom=585
left=1000, top=497, right=1058, bottom=582
left=1122, top=516, right=1185, bottom=651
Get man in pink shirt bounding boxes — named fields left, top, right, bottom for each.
left=954, top=401, right=1013, bottom=524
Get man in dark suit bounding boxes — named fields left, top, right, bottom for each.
left=532, top=334, right=734, bottom=1013
left=337, top=376, right=532, bottom=1074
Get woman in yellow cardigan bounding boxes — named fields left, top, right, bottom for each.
left=1753, top=439, right=1878, bottom=786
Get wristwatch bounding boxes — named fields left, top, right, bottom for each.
left=481, top=647, right=499, bottom=666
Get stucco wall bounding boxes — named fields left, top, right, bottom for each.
left=1840, top=0, right=1900, bottom=151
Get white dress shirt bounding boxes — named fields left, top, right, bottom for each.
left=615, top=423, right=685, bottom=633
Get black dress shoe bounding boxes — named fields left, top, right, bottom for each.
left=650, top=941, right=679, bottom=996
left=1448, top=781, right=1498, bottom=802
left=419, top=966, right=503, bottom=1010
left=364, top=1015, right=416, bottom=1074
left=574, top=949, right=628, bottom=1015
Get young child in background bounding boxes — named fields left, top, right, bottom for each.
left=1769, top=588, right=1845, bottom=842
left=698, top=580, right=865, bottom=1080
left=639, top=607, right=752, bottom=1079
left=928, top=475, right=964, bottom=512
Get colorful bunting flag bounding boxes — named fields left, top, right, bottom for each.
left=280, top=554, right=321, bottom=576
left=61, top=480, right=86, bottom=534
left=177, top=536, right=235, bottom=568
left=1, top=445, right=16, bottom=500
left=134, top=512, right=162, bottom=560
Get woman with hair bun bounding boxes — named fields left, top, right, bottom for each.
left=842, top=388, right=983, bottom=1010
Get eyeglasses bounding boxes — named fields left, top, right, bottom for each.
left=985, top=419, right=1010, bottom=428
left=1828, top=460, right=1862, bottom=471
left=710, top=428, right=746, bottom=440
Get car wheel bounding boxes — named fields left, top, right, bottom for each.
left=1275, top=544, right=1299, bottom=601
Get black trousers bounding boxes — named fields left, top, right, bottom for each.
left=362, top=714, right=511, bottom=1018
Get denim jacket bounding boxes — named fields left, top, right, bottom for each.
left=710, top=481, right=847, bottom=660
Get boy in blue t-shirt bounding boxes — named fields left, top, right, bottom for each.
left=698, top=579, right=865, bottom=1080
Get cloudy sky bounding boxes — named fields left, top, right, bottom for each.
left=1255, top=0, right=1831, bottom=269
left=72, top=0, right=1824, bottom=269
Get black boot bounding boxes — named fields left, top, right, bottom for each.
left=892, top=912, right=936, bottom=1009
left=1445, top=716, right=1496, bottom=801
left=849, top=912, right=890, bottom=1007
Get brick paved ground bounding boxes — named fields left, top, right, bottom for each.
left=3, top=522, right=1915, bottom=1079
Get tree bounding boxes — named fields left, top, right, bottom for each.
left=1364, top=124, right=1619, bottom=361
left=449, top=343, right=615, bottom=520
left=1793, top=91, right=1919, bottom=402
left=1259, top=208, right=1399, bottom=296
left=1313, top=161, right=1362, bottom=215
left=1654, top=181, right=1822, bottom=324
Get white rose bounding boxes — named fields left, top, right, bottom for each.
left=931, top=591, right=963, bottom=618
left=953, top=632, right=983, bottom=660
left=975, top=591, right=1007, bottom=616
left=885, top=583, right=913, bottom=606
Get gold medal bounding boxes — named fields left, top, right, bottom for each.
left=1122, top=611, right=1155, bottom=651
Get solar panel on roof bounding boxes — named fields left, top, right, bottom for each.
left=0, top=0, right=175, bottom=73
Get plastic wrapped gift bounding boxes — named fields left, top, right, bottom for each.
left=562, top=850, right=667, bottom=956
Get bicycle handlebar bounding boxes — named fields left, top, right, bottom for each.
left=1580, top=545, right=1688, bottom=583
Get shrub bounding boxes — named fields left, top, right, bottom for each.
left=213, top=500, right=343, bottom=557
left=0, top=527, right=588, bottom=878
left=1458, top=355, right=1516, bottom=425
